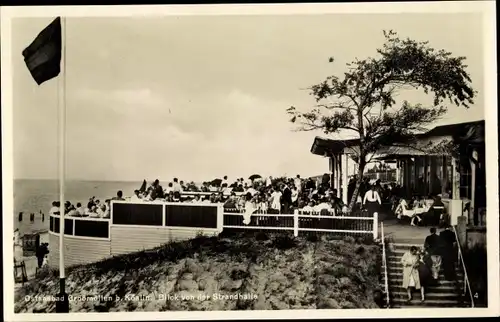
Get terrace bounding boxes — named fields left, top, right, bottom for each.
left=47, top=200, right=379, bottom=268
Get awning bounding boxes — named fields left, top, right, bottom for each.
left=374, top=146, right=446, bottom=160
left=310, top=136, right=360, bottom=156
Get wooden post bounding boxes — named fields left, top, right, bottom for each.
left=336, top=154, right=342, bottom=198
left=423, top=156, right=428, bottom=196
left=429, top=156, right=435, bottom=195
left=373, top=212, right=379, bottom=240
left=451, top=156, right=460, bottom=199
left=342, top=153, right=349, bottom=205
left=333, top=155, right=338, bottom=192
left=470, top=149, right=478, bottom=225
left=395, top=160, right=401, bottom=185
left=442, top=156, right=448, bottom=195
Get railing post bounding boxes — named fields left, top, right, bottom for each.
left=373, top=212, right=378, bottom=240
left=217, top=205, right=224, bottom=233
left=162, top=204, right=166, bottom=227
left=293, top=209, right=299, bottom=237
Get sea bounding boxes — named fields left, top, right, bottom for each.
left=12, top=179, right=142, bottom=235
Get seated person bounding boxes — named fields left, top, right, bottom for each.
left=331, top=195, right=346, bottom=214
left=88, top=206, right=100, bottom=218
left=411, top=200, right=427, bottom=226
left=314, top=198, right=333, bottom=214
left=130, top=190, right=142, bottom=202
left=395, top=198, right=416, bottom=222
left=75, top=203, right=85, bottom=216
left=223, top=193, right=238, bottom=209
left=421, top=195, right=445, bottom=226
left=301, top=200, right=316, bottom=213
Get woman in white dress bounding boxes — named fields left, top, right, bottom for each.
left=401, top=246, right=422, bottom=301
left=270, top=188, right=282, bottom=213
left=242, top=193, right=256, bottom=225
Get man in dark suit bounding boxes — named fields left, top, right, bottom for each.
left=281, top=184, right=293, bottom=214
left=439, top=225, right=457, bottom=281
left=424, top=227, right=442, bottom=280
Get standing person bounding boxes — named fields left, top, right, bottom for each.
left=439, top=225, right=457, bottom=282
left=270, top=187, right=282, bottom=213
left=401, top=246, right=422, bottom=301
left=242, top=192, right=256, bottom=225
left=291, top=185, right=299, bottom=207
left=281, top=184, right=292, bottom=214
left=172, top=178, right=182, bottom=193
left=363, top=184, right=382, bottom=216
left=35, top=243, right=49, bottom=269
left=417, top=250, right=432, bottom=302
left=221, top=176, right=229, bottom=188
left=294, top=175, right=302, bottom=193
left=424, top=227, right=442, bottom=280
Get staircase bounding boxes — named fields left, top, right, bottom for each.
left=382, top=243, right=470, bottom=308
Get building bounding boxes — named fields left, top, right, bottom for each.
left=310, top=120, right=485, bottom=226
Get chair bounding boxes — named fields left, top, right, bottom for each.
left=395, top=199, right=415, bottom=221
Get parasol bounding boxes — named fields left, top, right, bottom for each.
left=249, top=174, right=262, bottom=181
left=211, top=179, right=222, bottom=187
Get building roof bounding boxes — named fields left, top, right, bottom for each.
left=310, top=120, right=485, bottom=160
left=421, top=120, right=485, bottom=144
left=310, top=137, right=360, bottom=156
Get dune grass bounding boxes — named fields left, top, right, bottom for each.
left=15, top=232, right=382, bottom=312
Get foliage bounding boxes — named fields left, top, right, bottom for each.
left=462, top=245, right=488, bottom=307
left=287, top=30, right=476, bottom=211
left=15, top=234, right=383, bottom=312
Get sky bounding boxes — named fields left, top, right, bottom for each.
left=11, top=13, right=485, bottom=182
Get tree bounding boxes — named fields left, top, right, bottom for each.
left=287, top=30, right=475, bottom=213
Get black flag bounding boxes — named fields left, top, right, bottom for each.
left=22, top=17, right=62, bottom=85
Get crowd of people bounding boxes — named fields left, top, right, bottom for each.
left=43, top=174, right=408, bottom=222
left=401, top=226, right=458, bottom=302
left=44, top=172, right=450, bottom=226
left=128, top=175, right=349, bottom=215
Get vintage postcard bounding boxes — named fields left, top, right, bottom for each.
left=2, top=2, right=498, bottom=321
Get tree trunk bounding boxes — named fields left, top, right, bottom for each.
left=347, top=161, right=366, bottom=213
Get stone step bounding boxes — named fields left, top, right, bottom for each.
left=383, top=283, right=460, bottom=293
left=384, top=265, right=463, bottom=275
left=385, top=271, right=463, bottom=280
left=390, top=290, right=459, bottom=299
left=382, top=277, right=461, bottom=287
left=390, top=298, right=462, bottom=308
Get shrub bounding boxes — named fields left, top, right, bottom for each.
left=272, top=234, right=297, bottom=250
left=255, top=231, right=269, bottom=241
left=306, top=234, right=319, bottom=243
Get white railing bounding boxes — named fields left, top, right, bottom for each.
left=452, top=225, right=475, bottom=308
left=223, top=209, right=378, bottom=238
left=381, top=222, right=390, bottom=308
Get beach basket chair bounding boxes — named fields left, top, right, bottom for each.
left=14, top=258, right=28, bottom=285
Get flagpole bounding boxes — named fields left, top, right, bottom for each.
left=56, top=16, right=69, bottom=313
